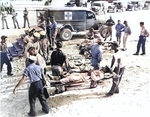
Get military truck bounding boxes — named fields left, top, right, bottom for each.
left=126, top=0, right=143, bottom=11
left=36, top=7, right=106, bottom=41
left=91, top=1, right=109, bottom=15
left=107, top=1, right=126, bottom=13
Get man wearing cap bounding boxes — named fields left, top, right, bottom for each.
left=49, top=16, right=57, bottom=50
left=0, top=36, right=13, bottom=75
left=23, top=8, right=30, bottom=28
left=23, top=28, right=35, bottom=44
left=1, top=11, right=9, bottom=29
left=91, top=39, right=103, bottom=70
left=39, top=31, right=50, bottom=61
left=12, top=9, right=20, bottom=29
left=122, top=21, right=131, bottom=51
left=13, top=56, right=49, bottom=116
left=133, top=22, right=149, bottom=55
left=50, top=40, right=69, bottom=78
left=33, top=32, right=41, bottom=54
left=24, top=28, right=35, bottom=66
left=25, top=32, right=41, bottom=67
left=28, top=47, right=47, bottom=75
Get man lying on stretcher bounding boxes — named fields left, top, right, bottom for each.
left=48, top=65, right=112, bottom=88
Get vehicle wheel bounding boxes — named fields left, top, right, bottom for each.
left=60, top=28, right=72, bottom=41
left=99, top=26, right=111, bottom=38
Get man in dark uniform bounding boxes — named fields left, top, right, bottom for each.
left=46, top=17, right=51, bottom=46
left=13, top=56, right=49, bottom=116
left=12, top=9, right=20, bottom=29
left=50, top=41, right=69, bottom=78
left=105, top=16, right=115, bottom=41
left=1, top=12, right=9, bottom=29
left=23, top=8, right=30, bottom=28
left=0, top=36, right=13, bottom=75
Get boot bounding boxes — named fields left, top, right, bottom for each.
left=115, top=87, right=119, bottom=93
left=90, top=80, right=97, bottom=88
left=106, top=77, right=119, bottom=96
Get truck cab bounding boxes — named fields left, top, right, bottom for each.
left=91, top=1, right=109, bottom=15
left=36, top=7, right=105, bottom=41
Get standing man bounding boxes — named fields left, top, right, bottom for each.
left=23, top=8, right=30, bottom=28
left=28, top=47, right=47, bottom=75
left=91, top=39, right=103, bottom=70
left=37, top=12, right=45, bottom=30
left=9, top=3, right=13, bottom=14
left=39, top=31, right=50, bottom=61
left=122, top=21, right=131, bottom=51
left=12, top=9, right=20, bottom=29
left=50, top=41, right=69, bottom=78
left=123, top=21, right=131, bottom=51
left=133, top=22, right=149, bottom=55
left=13, top=56, right=49, bottom=116
left=105, top=16, right=115, bottom=41
left=0, top=36, right=13, bottom=75
left=1, top=12, right=9, bottom=29
left=50, top=16, right=57, bottom=50
left=115, top=20, right=124, bottom=45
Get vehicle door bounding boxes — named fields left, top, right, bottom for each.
left=86, top=11, right=96, bottom=30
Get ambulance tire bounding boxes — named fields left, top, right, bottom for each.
left=60, top=28, right=72, bottom=41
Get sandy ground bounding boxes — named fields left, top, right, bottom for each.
left=0, top=8, right=150, bottom=117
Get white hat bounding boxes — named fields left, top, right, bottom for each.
left=34, top=32, right=40, bottom=38
left=40, top=31, right=46, bottom=35
left=28, top=28, right=34, bottom=32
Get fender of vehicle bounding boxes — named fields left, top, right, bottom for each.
left=57, top=23, right=76, bottom=34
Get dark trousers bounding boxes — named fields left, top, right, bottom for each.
left=0, top=52, right=12, bottom=74
left=29, top=80, right=49, bottom=115
left=23, top=16, right=30, bottom=28
left=136, top=35, right=146, bottom=54
left=46, top=27, right=51, bottom=46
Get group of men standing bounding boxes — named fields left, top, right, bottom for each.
left=1, top=7, right=30, bottom=29
left=115, top=20, right=149, bottom=55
